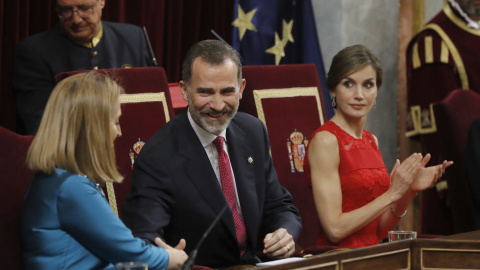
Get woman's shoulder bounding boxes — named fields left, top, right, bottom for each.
left=310, top=126, right=339, bottom=152
left=312, top=122, right=339, bottom=143
left=55, top=169, right=97, bottom=194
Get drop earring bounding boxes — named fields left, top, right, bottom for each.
left=331, top=96, right=336, bottom=107
left=374, top=98, right=377, bottom=108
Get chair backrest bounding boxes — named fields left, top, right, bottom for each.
left=168, top=82, right=188, bottom=116
left=239, top=64, right=327, bottom=250
left=55, top=67, right=174, bottom=215
left=432, top=89, right=480, bottom=233
left=0, top=127, right=34, bottom=270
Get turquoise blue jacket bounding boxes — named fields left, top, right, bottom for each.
left=21, top=169, right=169, bottom=269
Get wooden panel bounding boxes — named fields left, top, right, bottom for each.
left=342, top=249, right=410, bottom=270
left=421, top=248, right=480, bottom=269
left=247, top=231, right=480, bottom=270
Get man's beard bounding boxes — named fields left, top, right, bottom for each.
left=188, top=95, right=239, bottom=135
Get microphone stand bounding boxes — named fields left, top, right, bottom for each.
left=181, top=205, right=228, bottom=270
left=143, top=26, right=158, bottom=67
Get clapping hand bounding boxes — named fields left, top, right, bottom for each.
left=411, top=154, right=453, bottom=191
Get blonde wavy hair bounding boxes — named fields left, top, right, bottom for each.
left=27, top=71, right=124, bottom=184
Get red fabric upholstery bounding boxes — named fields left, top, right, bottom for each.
left=54, top=67, right=172, bottom=97
left=0, top=127, right=34, bottom=269
left=55, top=67, right=174, bottom=215
left=168, top=82, right=188, bottom=116
left=239, top=64, right=328, bottom=251
left=425, top=89, right=480, bottom=233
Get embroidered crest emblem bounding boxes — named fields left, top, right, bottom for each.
left=287, top=130, right=308, bottom=173
left=129, top=138, right=145, bottom=169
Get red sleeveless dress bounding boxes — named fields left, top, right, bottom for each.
left=310, top=121, right=390, bottom=248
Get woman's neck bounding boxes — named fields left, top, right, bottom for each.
left=331, top=114, right=366, bottom=139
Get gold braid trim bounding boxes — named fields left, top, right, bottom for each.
left=443, top=2, right=480, bottom=36
left=106, top=182, right=118, bottom=216
left=103, top=92, right=171, bottom=215
left=253, top=87, right=325, bottom=129
left=120, top=93, right=170, bottom=122
left=423, top=23, right=469, bottom=90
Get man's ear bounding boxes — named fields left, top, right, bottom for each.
left=99, top=0, right=106, bottom=9
left=239, top=78, right=246, bottom=100
left=179, top=81, right=188, bottom=101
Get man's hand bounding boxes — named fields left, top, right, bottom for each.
left=263, top=228, right=295, bottom=259
left=155, top=237, right=188, bottom=270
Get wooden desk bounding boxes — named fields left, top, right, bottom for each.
left=248, top=231, right=480, bottom=270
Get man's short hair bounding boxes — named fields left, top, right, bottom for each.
left=181, top=39, right=243, bottom=86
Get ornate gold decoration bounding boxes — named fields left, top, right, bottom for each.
left=423, top=24, right=469, bottom=90
left=407, top=20, right=471, bottom=137
left=406, top=104, right=437, bottom=137
left=104, top=92, right=171, bottom=215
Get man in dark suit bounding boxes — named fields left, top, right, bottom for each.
left=121, top=39, right=302, bottom=269
left=13, top=0, right=150, bottom=135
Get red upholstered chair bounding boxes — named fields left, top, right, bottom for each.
left=0, top=127, right=34, bottom=270
left=54, top=67, right=171, bottom=96
left=55, top=67, right=174, bottom=216
left=168, top=82, right=188, bottom=116
left=425, top=89, right=480, bottom=234
left=239, top=64, right=328, bottom=253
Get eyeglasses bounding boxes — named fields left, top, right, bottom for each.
left=56, top=0, right=98, bottom=20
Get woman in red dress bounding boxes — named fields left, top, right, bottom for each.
left=307, top=45, right=452, bottom=248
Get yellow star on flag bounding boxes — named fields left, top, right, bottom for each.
left=232, top=5, right=258, bottom=41
left=266, top=33, right=285, bottom=65
left=282, top=19, right=294, bottom=45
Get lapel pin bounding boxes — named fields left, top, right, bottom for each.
left=248, top=156, right=254, bottom=164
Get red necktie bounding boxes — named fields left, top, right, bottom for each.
left=213, top=136, right=247, bottom=255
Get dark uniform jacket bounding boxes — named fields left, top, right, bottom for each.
left=13, top=21, right=150, bottom=135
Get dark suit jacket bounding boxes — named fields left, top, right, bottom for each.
left=466, top=116, right=480, bottom=225
left=12, top=21, right=150, bottom=135
left=121, top=111, right=302, bottom=268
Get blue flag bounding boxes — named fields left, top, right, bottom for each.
left=232, top=0, right=333, bottom=119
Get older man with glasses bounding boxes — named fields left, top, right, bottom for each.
left=12, top=0, right=151, bottom=135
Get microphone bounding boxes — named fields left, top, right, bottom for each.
left=181, top=205, right=228, bottom=270
left=143, top=26, right=158, bottom=67
left=210, top=29, right=228, bottom=44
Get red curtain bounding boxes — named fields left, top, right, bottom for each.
left=0, top=0, right=234, bottom=132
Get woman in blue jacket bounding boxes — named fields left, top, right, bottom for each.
left=20, top=72, right=188, bottom=269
